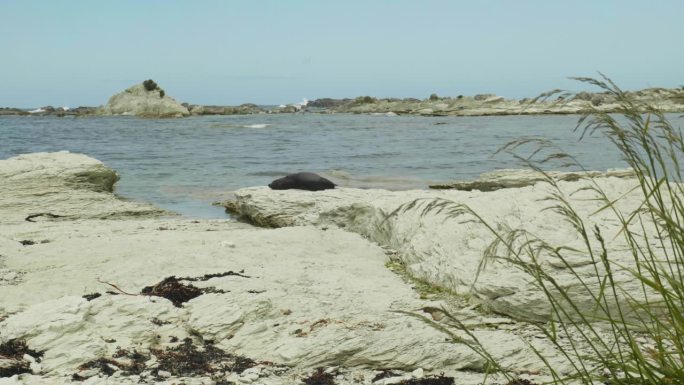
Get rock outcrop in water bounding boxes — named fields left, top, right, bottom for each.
left=187, top=103, right=265, bottom=116
left=3, top=86, right=683, bottom=118
left=0, top=108, right=29, bottom=116
left=98, top=80, right=190, bottom=118
left=316, top=87, right=684, bottom=116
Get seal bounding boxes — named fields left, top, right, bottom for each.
left=268, top=172, right=336, bottom=191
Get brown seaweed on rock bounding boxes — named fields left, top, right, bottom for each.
left=151, top=338, right=256, bottom=377
left=72, top=339, right=257, bottom=380
left=99, top=271, right=244, bottom=307
left=141, top=276, right=204, bottom=307
left=136, top=271, right=248, bottom=307
left=302, top=368, right=336, bottom=385
left=396, top=374, right=455, bottom=385
left=0, top=339, right=43, bottom=377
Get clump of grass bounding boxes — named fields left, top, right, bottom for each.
left=142, top=79, right=159, bottom=91
left=142, top=79, right=166, bottom=99
left=395, top=75, right=684, bottom=384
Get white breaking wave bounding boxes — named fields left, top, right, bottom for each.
left=28, top=108, right=45, bottom=114
left=242, top=124, right=269, bottom=128
left=279, top=98, right=309, bottom=111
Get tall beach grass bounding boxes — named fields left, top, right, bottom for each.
left=397, top=75, right=684, bottom=384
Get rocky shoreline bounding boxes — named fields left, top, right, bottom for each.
left=221, top=169, right=650, bottom=323
left=3, top=82, right=684, bottom=118
left=0, top=151, right=665, bottom=384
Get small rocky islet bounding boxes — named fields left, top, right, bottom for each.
left=2, top=79, right=684, bottom=118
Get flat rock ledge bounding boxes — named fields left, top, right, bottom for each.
left=223, top=169, right=659, bottom=323
left=0, top=153, right=571, bottom=384
left=429, top=168, right=636, bottom=191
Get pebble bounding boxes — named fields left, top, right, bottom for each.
left=157, top=370, right=171, bottom=378
left=241, top=372, right=260, bottom=382
left=411, top=368, right=424, bottom=378
left=22, top=354, right=36, bottom=363
left=242, top=367, right=262, bottom=377
left=29, top=361, right=41, bottom=374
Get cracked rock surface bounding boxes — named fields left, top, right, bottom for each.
left=223, top=169, right=658, bottom=322
left=0, top=152, right=570, bottom=384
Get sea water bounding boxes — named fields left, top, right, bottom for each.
left=2, top=113, right=680, bottom=218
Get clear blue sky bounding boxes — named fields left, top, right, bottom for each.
left=1, top=0, right=682, bottom=107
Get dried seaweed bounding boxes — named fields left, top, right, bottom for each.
left=180, top=270, right=251, bottom=281
left=74, top=349, right=147, bottom=381
left=0, top=361, right=31, bottom=377
left=0, top=339, right=43, bottom=377
left=229, top=356, right=256, bottom=374
left=70, top=337, right=265, bottom=381
left=78, top=358, right=119, bottom=376
left=150, top=317, right=171, bottom=326
left=151, top=338, right=255, bottom=377
left=25, top=213, right=65, bottom=222
left=501, top=380, right=539, bottom=385
left=0, top=339, right=43, bottom=361
left=98, top=270, right=246, bottom=308
left=398, top=374, right=454, bottom=385
left=302, top=368, right=336, bottom=385
left=372, top=370, right=402, bottom=383
left=82, top=293, right=101, bottom=301
left=141, top=276, right=204, bottom=307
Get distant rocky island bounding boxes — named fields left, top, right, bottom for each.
left=99, top=79, right=189, bottom=118
left=2, top=80, right=684, bottom=118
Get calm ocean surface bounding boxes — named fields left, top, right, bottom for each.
left=3, top=113, right=680, bottom=218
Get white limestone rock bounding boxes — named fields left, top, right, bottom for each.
left=223, top=170, right=659, bottom=322
left=0, top=153, right=588, bottom=383
left=0, top=218, right=568, bottom=378
left=0, top=152, right=164, bottom=223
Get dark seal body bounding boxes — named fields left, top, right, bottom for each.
left=268, top=172, right=335, bottom=191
